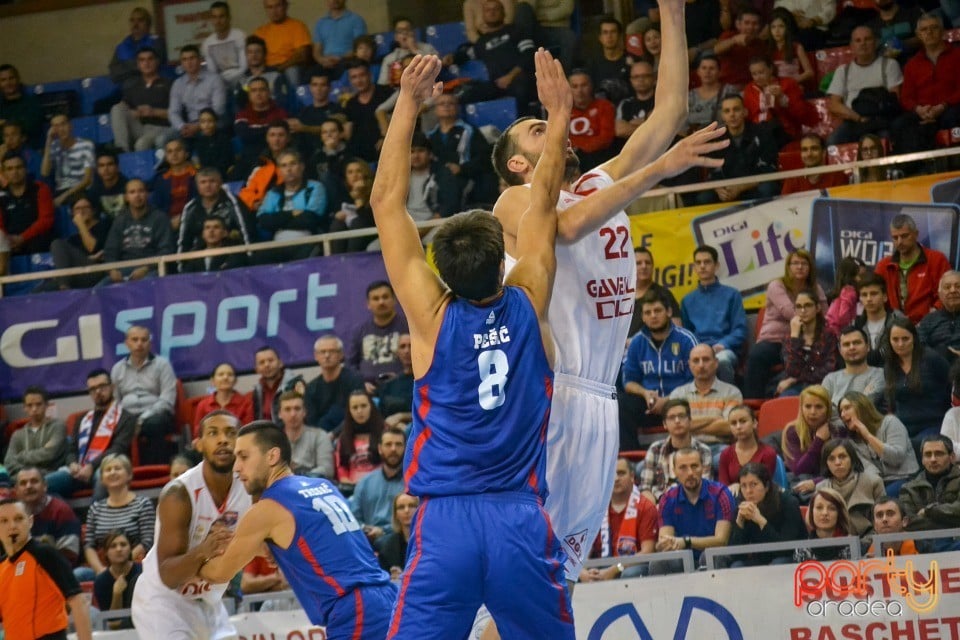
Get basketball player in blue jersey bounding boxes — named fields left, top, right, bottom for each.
left=198, top=421, right=395, bottom=640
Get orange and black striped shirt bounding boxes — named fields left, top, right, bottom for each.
left=0, top=538, right=81, bottom=640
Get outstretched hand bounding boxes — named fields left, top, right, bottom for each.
left=399, top=54, right=444, bottom=105
left=534, top=48, right=571, bottom=115
left=657, top=122, right=729, bottom=179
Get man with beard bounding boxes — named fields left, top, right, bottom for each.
left=350, top=426, right=405, bottom=543
left=822, top=326, right=886, bottom=414
left=199, top=421, right=395, bottom=639
left=131, top=411, right=252, bottom=640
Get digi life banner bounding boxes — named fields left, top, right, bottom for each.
left=0, top=254, right=388, bottom=400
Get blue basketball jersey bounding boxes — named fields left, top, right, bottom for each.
left=405, top=286, right=554, bottom=499
left=262, top=475, right=391, bottom=625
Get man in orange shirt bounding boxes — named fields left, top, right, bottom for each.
left=253, top=0, right=312, bottom=86
left=0, top=497, right=93, bottom=640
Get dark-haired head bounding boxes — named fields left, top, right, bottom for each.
left=432, top=210, right=505, bottom=301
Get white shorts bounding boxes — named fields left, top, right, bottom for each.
left=131, top=586, right=237, bottom=640
left=543, top=372, right=619, bottom=580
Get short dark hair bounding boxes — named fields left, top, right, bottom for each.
left=721, top=94, right=745, bottom=108
left=598, top=15, right=623, bottom=33
left=181, top=44, right=201, bottom=57
left=238, top=420, right=292, bottom=465
left=873, top=496, right=905, bottom=518
left=86, top=368, right=111, bottom=382
left=382, top=425, right=407, bottom=444
left=1, top=151, right=24, bottom=167
left=308, top=67, right=331, bottom=82
left=321, top=118, right=344, bottom=132
left=247, top=76, right=270, bottom=90
left=393, top=15, right=413, bottom=29
left=693, top=245, right=718, bottom=262
left=198, top=409, right=240, bottom=433
left=346, top=59, right=371, bottom=72
left=255, top=345, right=280, bottom=359
left=96, top=148, right=119, bottom=163
left=838, top=325, right=869, bottom=344
left=136, top=46, right=159, bottom=59
left=856, top=272, right=886, bottom=294
left=920, top=434, right=954, bottom=455
left=210, top=1, right=230, bottom=14
left=366, top=280, right=394, bottom=297
left=639, top=288, right=669, bottom=310
left=0, top=64, right=19, bottom=81
left=662, top=397, right=691, bottom=418
left=432, top=210, right=504, bottom=300
left=245, top=35, right=267, bottom=53
left=23, top=385, right=48, bottom=403
left=491, top=116, right=536, bottom=186
left=266, top=119, right=290, bottom=134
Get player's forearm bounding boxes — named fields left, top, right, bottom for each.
left=159, top=546, right=208, bottom=589
left=69, top=593, right=94, bottom=640
left=527, top=108, right=570, bottom=219
left=650, top=0, right=689, bottom=123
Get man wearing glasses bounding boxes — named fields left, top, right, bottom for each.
left=637, top=398, right=713, bottom=505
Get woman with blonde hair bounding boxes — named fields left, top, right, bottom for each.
left=783, top=385, right=843, bottom=480
left=838, top=391, right=918, bottom=493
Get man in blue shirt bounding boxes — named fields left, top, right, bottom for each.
left=680, top=244, right=747, bottom=383
left=350, top=426, right=405, bottom=543
left=313, top=0, right=368, bottom=70
left=109, top=7, right=165, bottom=85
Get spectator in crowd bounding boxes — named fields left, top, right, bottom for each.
left=202, top=1, right=248, bottom=87
left=0, top=498, right=92, bottom=640
left=854, top=133, right=905, bottom=183
left=815, top=439, right=886, bottom=536
left=93, top=531, right=141, bottom=630
left=235, top=77, right=290, bottom=175
left=0, top=122, right=41, bottom=187
left=167, top=45, right=226, bottom=144
left=256, top=148, right=327, bottom=258
left=109, top=7, right=165, bottom=85
left=88, top=150, right=128, bottom=218
left=868, top=0, right=923, bottom=63
left=426, top=94, right=497, bottom=217
left=653, top=446, right=735, bottom=572
left=941, top=361, right=960, bottom=456
left=852, top=273, right=903, bottom=365
left=304, top=335, right=364, bottom=431
left=398, top=133, right=439, bottom=223
left=567, top=70, right=618, bottom=169
left=867, top=496, right=918, bottom=556
left=41, top=114, right=94, bottom=207
left=879, top=214, right=950, bottom=316
left=680, top=245, right=747, bottom=384
left=451, top=0, right=536, bottom=114
left=179, top=217, right=246, bottom=273
left=46, top=369, right=136, bottom=500
left=822, top=326, right=886, bottom=411
left=464, top=0, right=516, bottom=42
left=638, top=399, right=713, bottom=503
left=277, top=392, right=334, bottom=478
left=241, top=554, right=290, bottom=608
left=727, top=462, right=806, bottom=566
left=884, top=316, right=951, bottom=453
left=378, top=18, right=439, bottom=86
left=239, top=120, right=294, bottom=212
left=378, top=333, right=414, bottom=426
left=781, top=134, right=849, bottom=195
left=169, top=454, right=191, bottom=479
left=4, top=387, right=67, bottom=477
left=518, top=0, right=577, bottom=70
left=783, top=384, right=843, bottom=479
left=686, top=54, right=738, bottom=135
left=290, top=70, right=347, bottom=157
left=628, top=247, right=681, bottom=337
left=615, top=61, right=656, bottom=144
left=194, top=109, right=235, bottom=178
left=774, top=0, right=834, bottom=51
left=101, top=179, right=175, bottom=283
left=251, top=346, right=300, bottom=423
left=714, top=9, right=768, bottom=88
left=151, top=138, right=198, bottom=230
left=892, top=14, right=960, bottom=159
left=192, top=363, right=254, bottom=438
left=374, top=492, right=418, bottom=580
left=839, top=391, right=918, bottom=493
left=350, top=426, right=405, bottom=542
left=343, top=62, right=394, bottom=162
left=669, top=344, right=742, bottom=452
left=235, top=35, right=292, bottom=112
left=794, top=487, right=855, bottom=561
left=313, top=0, right=368, bottom=71
left=44, top=195, right=111, bottom=291
left=328, top=157, right=374, bottom=253
left=110, top=47, right=172, bottom=152
left=826, top=256, right=864, bottom=334
left=347, top=281, right=409, bottom=393
left=110, top=326, right=177, bottom=465
left=583, top=458, right=657, bottom=582
left=14, top=466, right=81, bottom=566
left=777, top=289, right=838, bottom=397
left=696, top=94, right=779, bottom=205
left=826, top=26, right=904, bottom=146
left=767, top=8, right=815, bottom=90
left=718, top=405, right=779, bottom=489
left=178, top=167, right=253, bottom=255
left=0, top=227, right=7, bottom=276
left=589, top=17, right=634, bottom=105
left=82, top=454, right=155, bottom=575
left=744, top=249, right=826, bottom=398
left=0, top=64, right=43, bottom=144
left=919, top=271, right=960, bottom=362
left=253, top=0, right=313, bottom=87
left=313, top=119, right=356, bottom=200
left=742, top=56, right=816, bottom=145
left=335, top=390, right=384, bottom=487
left=0, top=152, right=54, bottom=254
left=900, top=434, right=960, bottom=531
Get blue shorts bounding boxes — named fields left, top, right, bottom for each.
left=387, top=492, right=574, bottom=640
left=328, top=583, right=398, bottom=640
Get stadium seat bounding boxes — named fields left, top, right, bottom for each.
left=186, top=395, right=205, bottom=439
left=757, top=396, right=800, bottom=440
left=5, top=253, right=53, bottom=297
left=373, top=31, right=395, bottom=60
left=118, top=149, right=157, bottom=182
left=71, top=115, right=99, bottom=143
left=935, top=127, right=960, bottom=148
left=30, top=79, right=83, bottom=119
left=295, top=84, right=312, bottom=107
left=426, top=22, right=468, bottom=56
left=455, top=60, right=489, bottom=82
left=130, top=464, right=171, bottom=491
left=80, top=75, right=118, bottom=116
left=826, top=142, right=860, bottom=165
left=813, top=46, right=853, bottom=88
left=464, top=97, right=517, bottom=132
left=803, top=97, right=842, bottom=139
left=96, top=114, right=114, bottom=144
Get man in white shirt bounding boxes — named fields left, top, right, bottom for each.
left=202, top=1, right=247, bottom=87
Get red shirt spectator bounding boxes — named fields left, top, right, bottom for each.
left=715, top=10, right=768, bottom=88
left=743, top=59, right=817, bottom=141
left=899, top=37, right=960, bottom=113
left=569, top=70, right=616, bottom=169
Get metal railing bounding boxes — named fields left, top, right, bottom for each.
left=582, top=549, right=697, bottom=573
left=864, top=527, right=960, bottom=556
left=703, top=535, right=862, bottom=570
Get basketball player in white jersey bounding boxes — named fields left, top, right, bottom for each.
left=489, top=0, right=719, bottom=589
left=132, top=410, right=252, bottom=640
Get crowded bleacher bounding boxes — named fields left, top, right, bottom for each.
left=4, top=0, right=960, bottom=633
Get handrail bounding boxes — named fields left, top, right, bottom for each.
left=3, top=145, right=960, bottom=295
left=582, top=549, right=696, bottom=573
left=864, top=526, right=960, bottom=556
left=702, top=535, right=862, bottom=570
left=235, top=589, right=300, bottom=613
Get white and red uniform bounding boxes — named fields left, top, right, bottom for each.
left=132, top=462, right=252, bottom=640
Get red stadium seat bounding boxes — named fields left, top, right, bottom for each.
left=935, top=127, right=960, bottom=148
left=757, top=396, right=800, bottom=440
left=130, top=464, right=171, bottom=491
left=946, top=28, right=960, bottom=43
left=620, top=450, right=647, bottom=463
left=813, top=46, right=853, bottom=88
left=803, top=97, right=842, bottom=139
left=826, top=142, right=860, bottom=165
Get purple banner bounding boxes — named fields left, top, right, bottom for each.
left=0, top=254, right=388, bottom=400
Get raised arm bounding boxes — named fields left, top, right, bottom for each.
left=369, top=55, right=449, bottom=360
left=601, top=0, right=689, bottom=180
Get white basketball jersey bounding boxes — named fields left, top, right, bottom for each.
left=138, top=462, right=252, bottom=606
left=505, top=168, right=636, bottom=384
